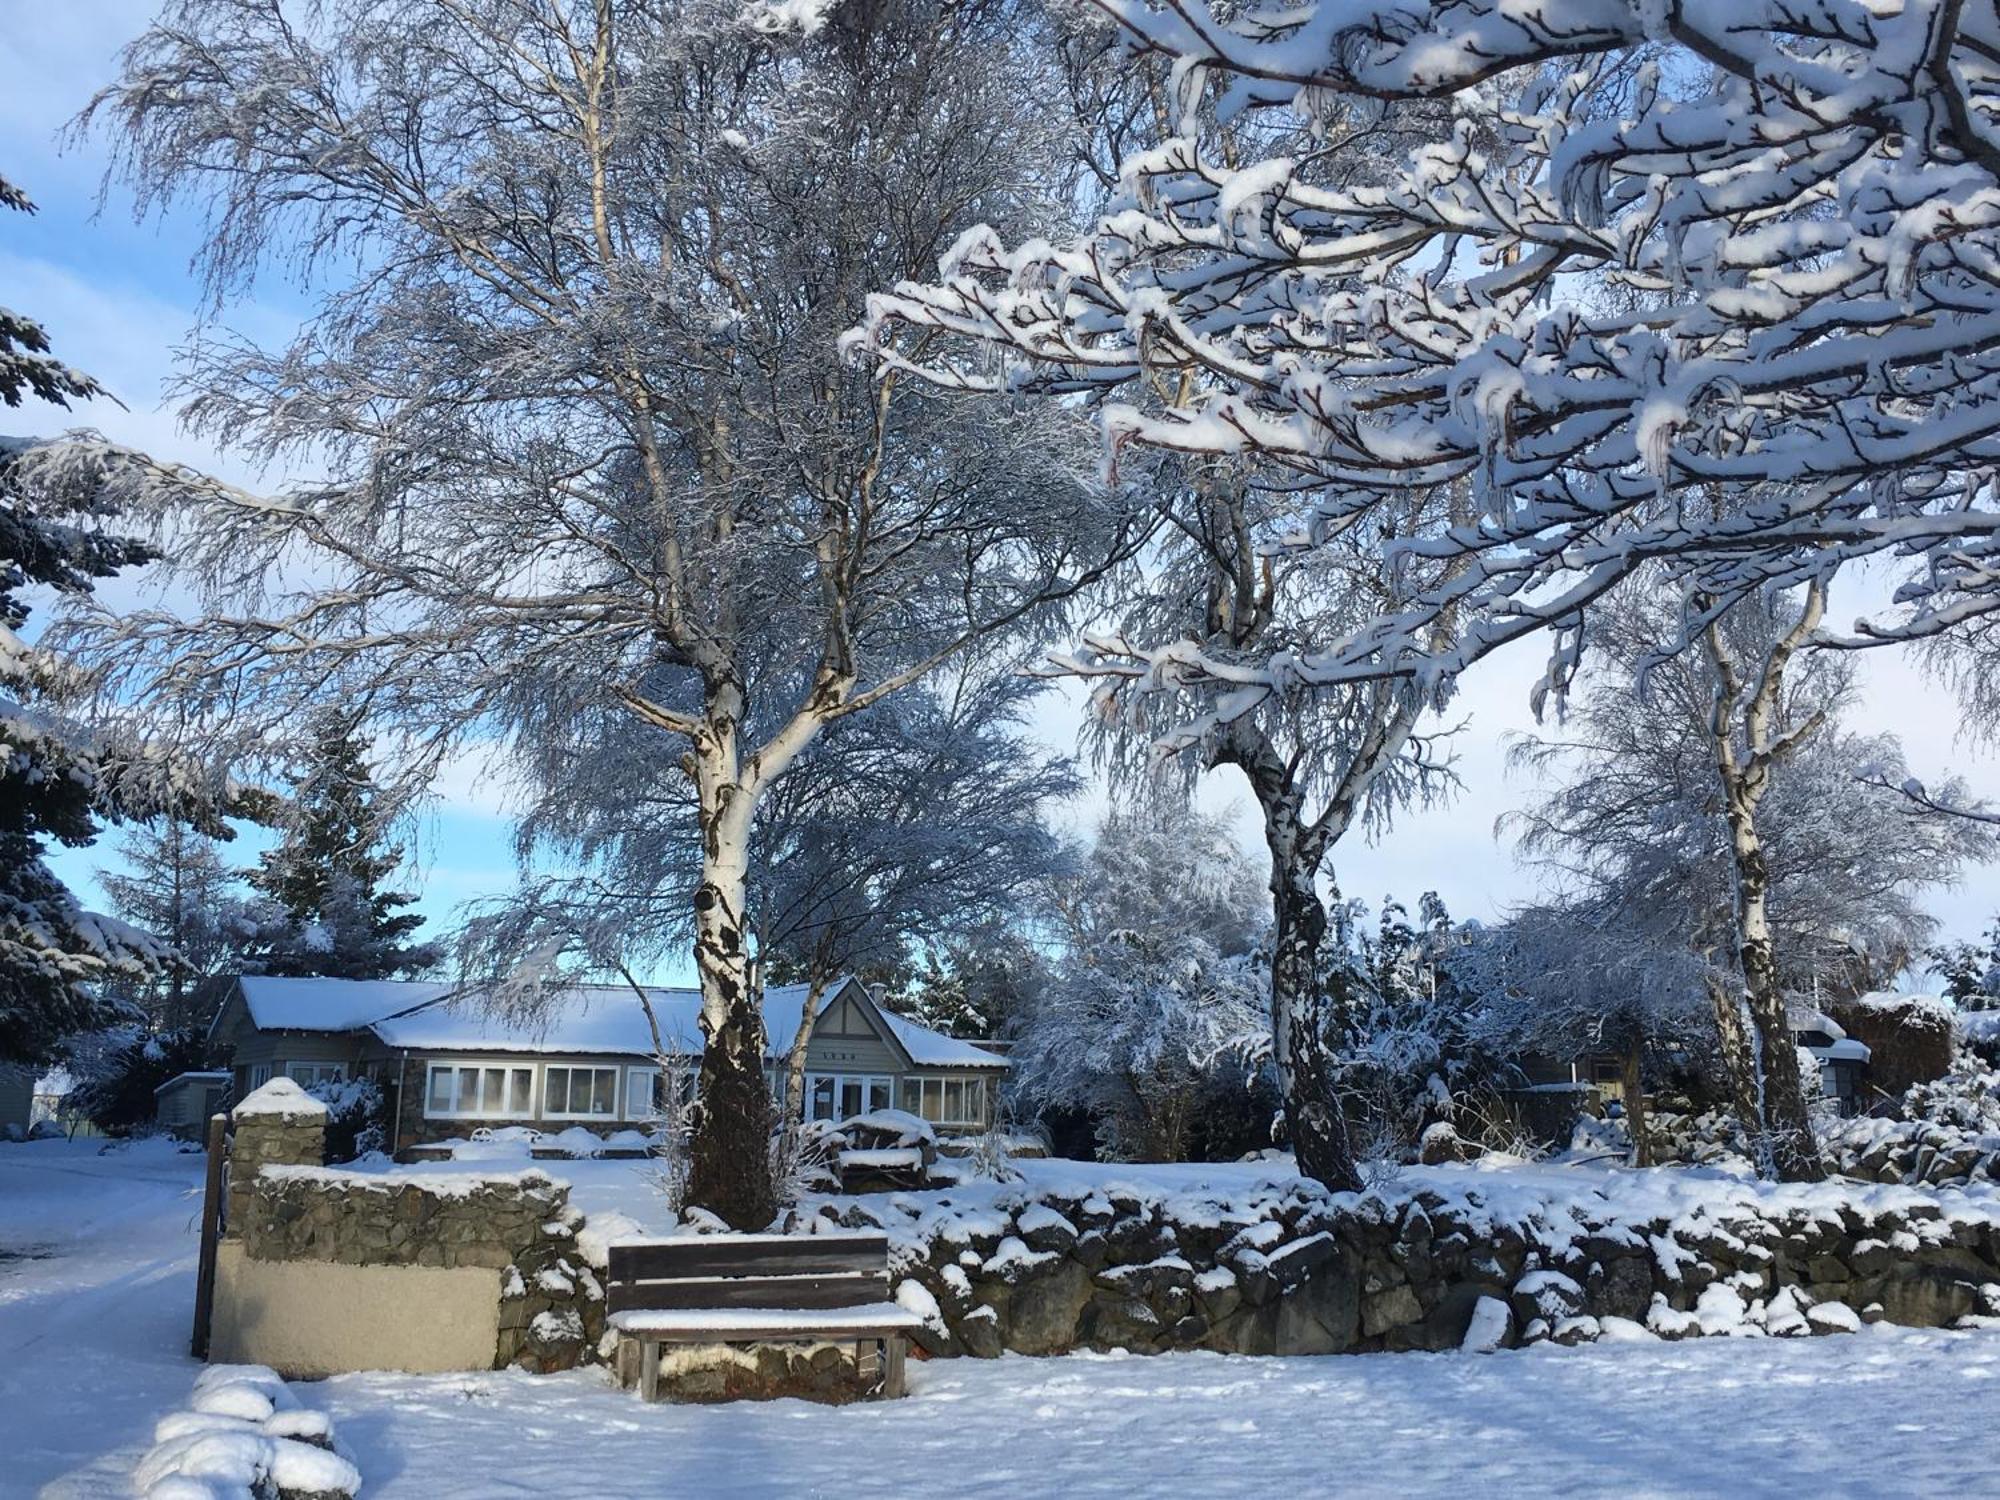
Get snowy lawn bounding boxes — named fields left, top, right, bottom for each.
left=306, top=1328, right=2000, bottom=1498
left=0, top=1136, right=210, bottom=1496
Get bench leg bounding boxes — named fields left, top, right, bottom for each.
left=883, top=1334, right=906, bottom=1399
left=640, top=1339, right=660, bottom=1403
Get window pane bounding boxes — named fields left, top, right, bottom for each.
left=840, top=1079, right=863, bottom=1119
left=427, top=1069, right=451, bottom=1113
left=458, top=1068, right=481, bottom=1112
left=944, top=1079, right=965, bottom=1122
left=920, top=1079, right=942, bottom=1123
left=901, top=1078, right=921, bottom=1113
left=591, top=1069, right=616, bottom=1115
left=481, top=1068, right=505, bottom=1113
left=510, top=1070, right=532, bottom=1114
left=868, top=1079, right=891, bottom=1112
left=545, top=1068, right=568, bottom=1114
left=965, top=1078, right=984, bottom=1125
left=809, top=1076, right=835, bottom=1121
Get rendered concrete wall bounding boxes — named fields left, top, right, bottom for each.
left=211, top=1241, right=503, bottom=1377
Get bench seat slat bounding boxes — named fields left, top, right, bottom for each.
left=607, top=1272, right=889, bottom=1314
left=611, top=1302, right=926, bottom=1337
left=609, top=1235, right=889, bottom=1282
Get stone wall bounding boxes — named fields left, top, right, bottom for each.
left=214, top=1080, right=606, bottom=1375
left=794, top=1176, right=2000, bottom=1360
left=235, top=1166, right=606, bottom=1369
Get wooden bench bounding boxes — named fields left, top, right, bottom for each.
left=606, top=1233, right=925, bottom=1401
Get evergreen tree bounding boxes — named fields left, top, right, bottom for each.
left=245, top=711, right=437, bottom=979
left=99, top=819, right=254, bottom=1031
left=0, top=170, right=163, bottom=1064
left=1935, top=923, right=2000, bottom=1013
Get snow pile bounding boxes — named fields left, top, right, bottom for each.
left=134, top=1365, right=360, bottom=1499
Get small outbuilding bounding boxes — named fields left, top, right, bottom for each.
left=155, top=1070, right=232, bottom=1140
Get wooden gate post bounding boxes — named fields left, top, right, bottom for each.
left=190, top=1112, right=228, bottom=1360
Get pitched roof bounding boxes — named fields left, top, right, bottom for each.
left=237, top=975, right=457, bottom=1033
left=228, top=973, right=1006, bottom=1069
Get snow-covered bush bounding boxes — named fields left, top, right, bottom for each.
left=134, top=1363, right=359, bottom=1499
left=1011, top=805, right=1271, bottom=1162
left=305, top=1075, right=387, bottom=1163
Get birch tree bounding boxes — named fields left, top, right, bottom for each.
left=57, top=0, right=1135, bottom=1227
left=853, top=0, right=2000, bottom=694
left=1509, top=586, right=1994, bottom=1175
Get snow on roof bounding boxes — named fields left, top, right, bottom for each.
left=237, top=975, right=456, bottom=1033
left=1814, top=1039, right=1871, bottom=1063
left=153, top=1070, right=230, bottom=1096
left=234, top=1077, right=328, bottom=1118
left=235, top=972, right=1006, bottom=1072
left=875, top=1007, right=1009, bottom=1069
left=1789, top=1007, right=1848, bottom=1041
left=371, top=983, right=718, bottom=1056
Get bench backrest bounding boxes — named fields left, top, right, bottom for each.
left=605, top=1233, right=893, bottom=1316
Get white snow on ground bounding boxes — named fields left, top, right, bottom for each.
left=0, top=1136, right=209, bottom=1496
left=11, top=1136, right=2000, bottom=1499
left=306, top=1328, right=2000, bottom=1499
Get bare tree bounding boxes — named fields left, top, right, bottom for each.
left=55, top=0, right=1138, bottom=1227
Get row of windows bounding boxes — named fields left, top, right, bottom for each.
left=801, top=1073, right=988, bottom=1126
left=242, top=1058, right=992, bottom=1126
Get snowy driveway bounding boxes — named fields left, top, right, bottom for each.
left=0, top=1138, right=208, bottom=1496
left=308, top=1328, right=2000, bottom=1499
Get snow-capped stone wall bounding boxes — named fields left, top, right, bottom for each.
left=784, top=1173, right=2000, bottom=1358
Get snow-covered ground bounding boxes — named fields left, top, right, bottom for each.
left=0, top=1136, right=209, bottom=1495
left=307, top=1328, right=2000, bottom=1498
left=8, top=1137, right=2000, bottom=1498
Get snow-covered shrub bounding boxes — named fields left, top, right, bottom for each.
left=306, top=1075, right=387, bottom=1162
left=1334, top=894, right=1517, bottom=1161
left=135, top=1364, right=359, bottom=1499
left=771, top=1118, right=839, bottom=1203
left=1011, top=805, right=1271, bottom=1163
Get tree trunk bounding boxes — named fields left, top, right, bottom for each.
left=1270, top=867, right=1361, bottom=1193
left=1620, top=1038, right=1650, bottom=1168
left=781, top=974, right=832, bottom=1133
left=684, top=736, right=779, bottom=1228
left=1724, top=801, right=1825, bottom=1182
left=1705, top=973, right=1761, bottom=1154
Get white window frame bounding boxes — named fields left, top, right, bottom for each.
left=625, top=1063, right=694, bottom=1122
left=285, top=1062, right=345, bottom=1089
left=542, top=1064, right=621, bottom=1122
left=423, top=1061, right=536, bottom=1121
left=247, top=1064, right=273, bottom=1090
left=803, top=1072, right=896, bottom=1123
left=902, top=1074, right=987, bottom=1127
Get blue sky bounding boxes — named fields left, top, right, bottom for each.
left=5, top=4, right=1997, bottom=979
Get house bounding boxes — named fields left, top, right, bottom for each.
left=204, top=974, right=1008, bottom=1155
left=154, top=1070, right=232, bottom=1140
